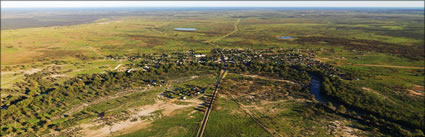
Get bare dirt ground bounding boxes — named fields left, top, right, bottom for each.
left=46, top=75, right=204, bottom=137
left=52, top=75, right=200, bottom=121
left=363, top=85, right=424, bottom=97
left=327, top=120, right=363, bottom=137
left=315, top=57, right=330, bottom=62
left=114, top=64, right=122, bottom=70
left=51, top=87, right=151, bottom=121
left=1, top=68, right=42, bottom=76
left=79, top=98, right=203, bottom=137
left=1, top=68, right=43, bottom=89
left=406, top=85, right=424, bottom=97
left=50, top=74, right=68, bottom=78
left=237, top=73, right=297, bottom=85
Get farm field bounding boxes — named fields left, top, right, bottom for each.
left=1, top=7, right=424, bottom=137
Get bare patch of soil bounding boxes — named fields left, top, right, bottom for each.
left=326, top=120, right=364, bottom=137
left=406, top=85, right=424, bottom=97
left=237, top=73, right=297, bottom=85
left=78, top=98, right=202, bottom=137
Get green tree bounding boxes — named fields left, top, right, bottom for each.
left=327, top=102, right=335, bottom=110
left=336, top=105, right=347, bottom=114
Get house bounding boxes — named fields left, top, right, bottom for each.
left=224, top=56, right=229, bottom=61
left=143, top=65, right=150, bottom=70
left=151, top=80, right=157, bottom=85
left=194, top=54, right=206, bottom=58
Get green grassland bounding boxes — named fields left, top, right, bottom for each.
left=119, top=109, right=203, bottom=137
left=204, top=97, right=272, bottom=137
left=1, top=59, right=122, bottom=89
left=215, top=74, right=328, bottom=136
left=202, top=73, right=372, bottom=137
left=118, top=74, right=218, bottom=137
left=1, top=8, right=424, bottom=137
left=2, top=9, right=423, bottom=65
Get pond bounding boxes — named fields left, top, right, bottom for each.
left=280, top=36, right=293, bottom=39
left=174, top=28, right=197, bottom=31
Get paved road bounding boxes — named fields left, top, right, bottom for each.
left=196, top=69, right=226, bottom=137
left=196, top=50, right=228, bottom=137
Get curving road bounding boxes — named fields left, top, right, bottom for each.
left=206, top=18, right=240, bottom=44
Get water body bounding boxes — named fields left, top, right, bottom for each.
left=309, top=74, right=329, bottom=104
left=174, top=28, right=197, bottom=31
left=280, top=36, right=293, bottom=39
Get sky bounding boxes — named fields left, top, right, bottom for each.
left=1, top=1, right=424, bottom=8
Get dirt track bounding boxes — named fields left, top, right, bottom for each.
left=52, top=75, right=200, bottom=121
left=47, top=75, right=203, bottom=137
left=196, top=69, right=226, bottom=137
left=237, top=73, right=297, bottom=85
left=205, top=18, right=240, bottom=43
left=228, top=94, right=283, bottom=137
left=352, top=64, right=423, bottom=69
left=114, top=64, right=122, bottom=70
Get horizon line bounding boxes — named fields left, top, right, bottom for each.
left=2, top=6, right=425, bottom=9
left=2, top=1, right=424, bottom=8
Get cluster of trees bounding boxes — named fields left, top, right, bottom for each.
left=1, top=48, right=321, bottom=136
left=163, top=85, right=207, bottom=99
left=0, top=62, right=200, bottom=136
left=224, top=60, right=312, bottom=86
left=224, top=75, right=308, bottom=102
left=320, top=74, right=424, bottom=136
left=4, top=48, right=419, bottom=136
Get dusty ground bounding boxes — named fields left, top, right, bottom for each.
left=406, top=85, right=424, bottom=97
left=79, top=98, right=203, bottom=137
left=327, top=120, right=364, bottom=137
left=113, top=64, right=122, bottom=70
left=53, top=75, right=201, bottom=121
left=315, top=57, right=330, bottom=62
left=236, top=73, right=297, bottom=85
left=51, top=87, right=151, bottom=121
left=1, top=68, right=42, bottom=76
left=1, top=68, right=43, bottom=90
left=44, top=75, right=205, bottom=137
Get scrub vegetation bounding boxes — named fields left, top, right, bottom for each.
left=1, top=7, right=424, bottom=137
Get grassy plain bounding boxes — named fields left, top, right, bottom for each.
left=1, top=8, right=424, bottom=137
left=3, top=8, right=423, bottom=88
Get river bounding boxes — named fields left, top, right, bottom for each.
left=309, top=74, right=329, bottom=104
